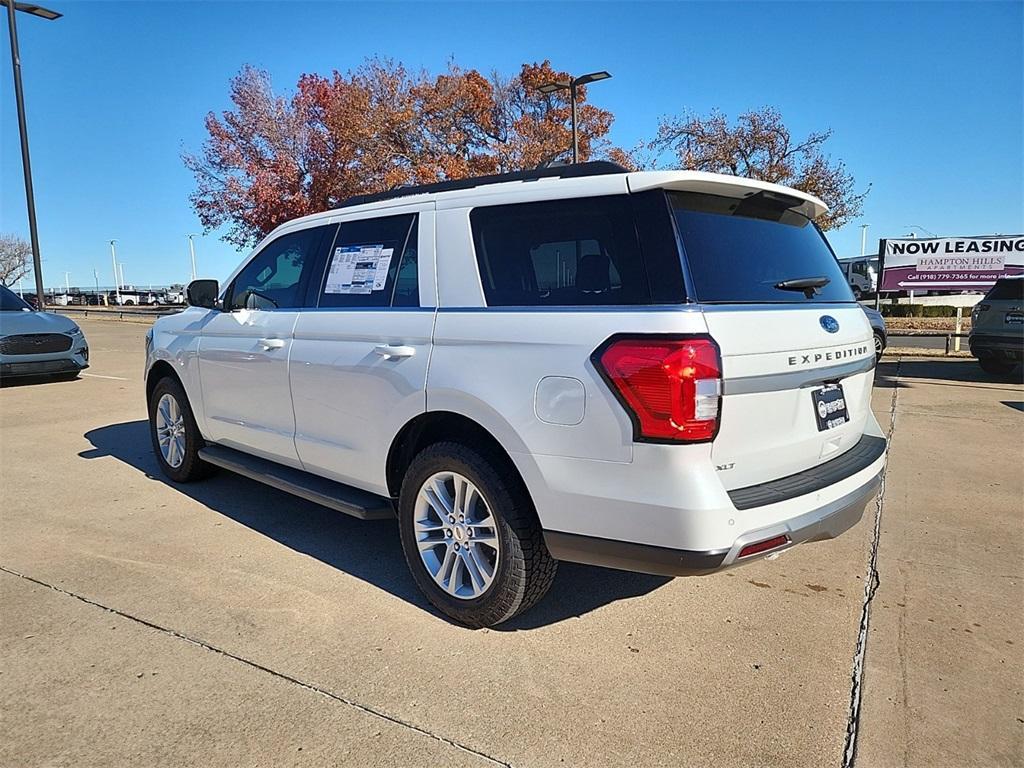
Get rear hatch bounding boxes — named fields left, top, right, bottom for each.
left=669, top=191, right=875, bottom=490
left=973, top=278, right=1024, bottom=336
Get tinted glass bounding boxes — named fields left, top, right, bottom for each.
left=986, top=278, right=1024, bottom=300
left=317, top=214, right=417, bottom=308
left=470, top=196, right=653, bottom=306
left=670, top=192, right=854, bottom=304
left=0, top=284, right=31, bottom=311
left=229, top=227, right=326, bottom=310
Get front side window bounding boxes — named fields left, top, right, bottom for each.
left=317, top=214, right=418, bottom=308
left=229, top=227, right=326, bottom=310
left=470, top=196, right=653, bottom=307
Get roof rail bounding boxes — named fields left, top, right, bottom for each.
left=334, top=160, right=629, bottom=209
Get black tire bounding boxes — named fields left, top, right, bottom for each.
left=397, top=441, right=557, bottom=628
left=873, top=332, right=885, bottom=361
left=147, top=375, right=216, bottom=483
left=977, top=354, right=1016, bottom=375
left=852, top=287, right=863, bottom=301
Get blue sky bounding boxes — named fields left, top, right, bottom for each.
left=2, top=0, right=1022, bottom=290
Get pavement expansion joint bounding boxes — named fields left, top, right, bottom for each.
left=842, top=356, right=901, bottom=768
left=0, top=565, right=512, bottom=768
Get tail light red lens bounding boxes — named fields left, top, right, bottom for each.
left=594, top=336, right=722, bottom=442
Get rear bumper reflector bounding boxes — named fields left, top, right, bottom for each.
left=738, top=535, right=790, bottom=559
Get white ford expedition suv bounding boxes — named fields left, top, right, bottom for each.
left=145, top=162, right=886, bottom=627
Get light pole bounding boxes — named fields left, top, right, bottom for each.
left=109, top=239, right=121, bottom=303
left=118, top=262, right=126, bottom=292
left=859, top=224, right=870, bottom=258
left=537, top=71, right=612, bottom=164
left=63, top=270, right=69, bottom=297
left=187, top=233, right=198, bottom=281
left=5, top=1, right=61, bottom=310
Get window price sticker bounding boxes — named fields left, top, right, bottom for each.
left=325, top=244, right=393, bottom=294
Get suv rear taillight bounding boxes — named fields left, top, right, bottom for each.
left=594, top=336, right=722, bottom=443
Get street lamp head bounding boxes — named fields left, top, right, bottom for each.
left=13, top=3, right=62, bottom=20
left=574, top=71, right=611, bottom=86
left=537, top=81, right=570, bottom=94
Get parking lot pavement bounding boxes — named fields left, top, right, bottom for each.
left=1, top=319, right=1021, bottom=767
left=858, top=360, right=1024, bottom=767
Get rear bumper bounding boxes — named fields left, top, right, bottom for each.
left=970, top=334, right=1023, bottom=360
left=545, top=471, right=881, bottom=576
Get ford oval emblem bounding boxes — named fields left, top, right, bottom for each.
left=820, top=315, right=840, bottom=334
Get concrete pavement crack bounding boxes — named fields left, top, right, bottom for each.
left=0, top=565, right=512, bottom=768
left=842, top=357, right=901, bottom=768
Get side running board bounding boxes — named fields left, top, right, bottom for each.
left=198, top=444, right=394, bottom=520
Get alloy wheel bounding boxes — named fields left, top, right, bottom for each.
left=413, top=471, right=500, bottom=599
left=155, top=393, right=186, bottom=468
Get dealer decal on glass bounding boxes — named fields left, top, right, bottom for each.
left=325, top=244, right=393, bottom=294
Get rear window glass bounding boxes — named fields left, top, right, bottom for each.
left=670, top=192, right=854, bottom=304
left=986, top=278, right=1024, bottom=300
left=470, top=196, right=654, bottom=306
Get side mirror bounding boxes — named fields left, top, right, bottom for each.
left=186, top=279, right=220, bottom=310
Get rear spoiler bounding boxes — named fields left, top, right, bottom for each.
left=627, top=171, right=828, bottom=220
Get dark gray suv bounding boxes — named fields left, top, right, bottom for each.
left=970, top=277, right=1023, bottom=374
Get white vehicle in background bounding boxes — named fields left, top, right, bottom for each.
left=145, top=162, right=886, bottom=627
left=838, top=256, right=878, bottom=300
left=164, top=288, right=187, bottom=305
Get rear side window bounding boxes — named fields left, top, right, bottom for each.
left=670, top=192, right=854, bottom=304
left=986, top=278, right=1024, bottom=300
left=470, top=196, right=655, bottom=306
left=317, top=214, right=418, bottom=308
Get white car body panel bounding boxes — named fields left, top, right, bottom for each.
left=290, top=205, right=436, bottom=495
left=197, top=308, right=302, bottom=465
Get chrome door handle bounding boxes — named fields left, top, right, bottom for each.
left=258, top=338, right=286, bottom=350
left=373, top=344, right=415, bottom=360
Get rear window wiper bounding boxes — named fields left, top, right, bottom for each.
left=774, top=276, right=830, bottom=299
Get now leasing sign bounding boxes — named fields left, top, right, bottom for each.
left=878, top=235, right=1024, bottom=291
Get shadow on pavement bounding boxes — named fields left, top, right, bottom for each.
left=0, top=372, right=82, bottom=388
left=874, top=358, right=1023, bottom=390
left=80, top=420, right=670, bottom=630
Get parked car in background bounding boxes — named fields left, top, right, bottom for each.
left=838, top=256, right=878, bottom=300
left=165, top=287, right=187, bottom=305
left=145, top=162, right=885, bottom=627
left=861, top=306, right=887, bottom=360
left=970, top=277, right=1023, bottom=374
left=0, top=284, right=89, bottom=381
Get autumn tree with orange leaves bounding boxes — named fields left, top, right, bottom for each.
left=624, top=107, right=868, bottom=231
left=185, top=59, right=616, bottom=247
